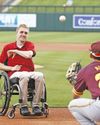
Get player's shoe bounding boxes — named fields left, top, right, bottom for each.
left=20, top=106, right=30, bottom=116
left=32, top=106, right=42, bottom=116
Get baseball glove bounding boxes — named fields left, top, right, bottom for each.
left=66, top=62, right=81, bottom=85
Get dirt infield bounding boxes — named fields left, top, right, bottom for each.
left=0, top=108, right=79, bottom=125
left=36, top=43, right=90, bottom=51
left=0, top=108, right=100, bottom=125
left=0, top=42, right=90, bottom=51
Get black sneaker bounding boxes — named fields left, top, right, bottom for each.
left=20, top=106, right=30, bottom=116
left=32, top=106, right=42, bottom=116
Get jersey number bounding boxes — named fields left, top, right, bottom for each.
left=95, top=73, right=100, bottom=88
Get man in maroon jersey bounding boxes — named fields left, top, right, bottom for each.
left=0, top=24, right=45, bottom=116
left=68, top=41, right=100, bottom=125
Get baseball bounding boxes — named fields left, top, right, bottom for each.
left=59, top=15, right=66, bottom=22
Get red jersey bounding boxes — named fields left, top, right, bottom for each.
left=73, top=61, right=100, bottom=99
left=0, top=41, right=35, bottom=77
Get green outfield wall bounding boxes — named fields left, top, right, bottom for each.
left=0, top=12, right=100, bottom=32
left=36, top=13, right=72, bottom=31
left=0, top=5, right=100, bottom=31
left=36, top=13, right=100, bottom=32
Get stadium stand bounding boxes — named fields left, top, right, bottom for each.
left=1, top=0, right=22, bottom=12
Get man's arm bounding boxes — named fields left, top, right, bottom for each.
left=7, top=50, right=36, bottom=59
left=73, top=92, right=81, bottom=99
left=0, top=63, right=21, bottom=71
left=72, top=87, right=83, bottom=99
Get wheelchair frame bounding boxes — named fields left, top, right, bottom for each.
left=0, top=71, right=48, bottom=119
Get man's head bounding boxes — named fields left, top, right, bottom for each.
left=16, top=24, right=29, bottom=44
left=90, top=41, right=100, bottom=60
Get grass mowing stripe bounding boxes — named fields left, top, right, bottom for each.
left=0, top=32, right=100, bottom=44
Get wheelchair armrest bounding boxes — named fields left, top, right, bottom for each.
left=10, top=77, right=19, bottom=85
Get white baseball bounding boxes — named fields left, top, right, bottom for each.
left=59, top=15, right=66, bottom=22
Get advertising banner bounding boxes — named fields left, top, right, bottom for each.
left=0, top=14, right=37, bottom=27
left=73, top=15, right=100, bottom=29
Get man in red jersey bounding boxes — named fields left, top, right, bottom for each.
left=0, top=24, right=45, bottom=116
left=68, top=41, right=100, bottom=125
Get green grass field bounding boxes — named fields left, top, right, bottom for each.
left=0, top=31, right=99, bottom=107
left=19, top=0, right=100, bottom=6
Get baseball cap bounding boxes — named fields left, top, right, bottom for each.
left=90, top=41, right=100, bottom=57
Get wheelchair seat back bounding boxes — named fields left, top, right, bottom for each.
left=10, top=77, right=35, bottom=101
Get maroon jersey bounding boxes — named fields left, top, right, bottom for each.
left=0, top=41, right=35, bottom=77
left=73, top=61, right=100, bottom=99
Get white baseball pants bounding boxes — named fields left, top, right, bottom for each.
left=68, top=98, right=100, bottom=125
left=10, top=71, right=45, bottom=107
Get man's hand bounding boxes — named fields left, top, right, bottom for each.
left=11, top=65, right=21, bottom=71
left=7, top=50, right=16, bottom=58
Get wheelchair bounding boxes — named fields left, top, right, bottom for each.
left=0, top=71, right=48, bottom=119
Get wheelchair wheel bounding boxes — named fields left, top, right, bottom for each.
left=0, top=71, right=11, bottom=116
left=7, top=109, right=15, bottom=119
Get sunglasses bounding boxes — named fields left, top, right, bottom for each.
left=20, top=31, right=28, bottom=35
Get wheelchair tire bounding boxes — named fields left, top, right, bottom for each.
left=7, top=110, right=15, bottom=119
left=0, top=71, right=11, bottom=116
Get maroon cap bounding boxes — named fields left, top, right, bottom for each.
left=90, top=41, right=100, bottom=57
left=90, top=41, right=100, bottom=52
